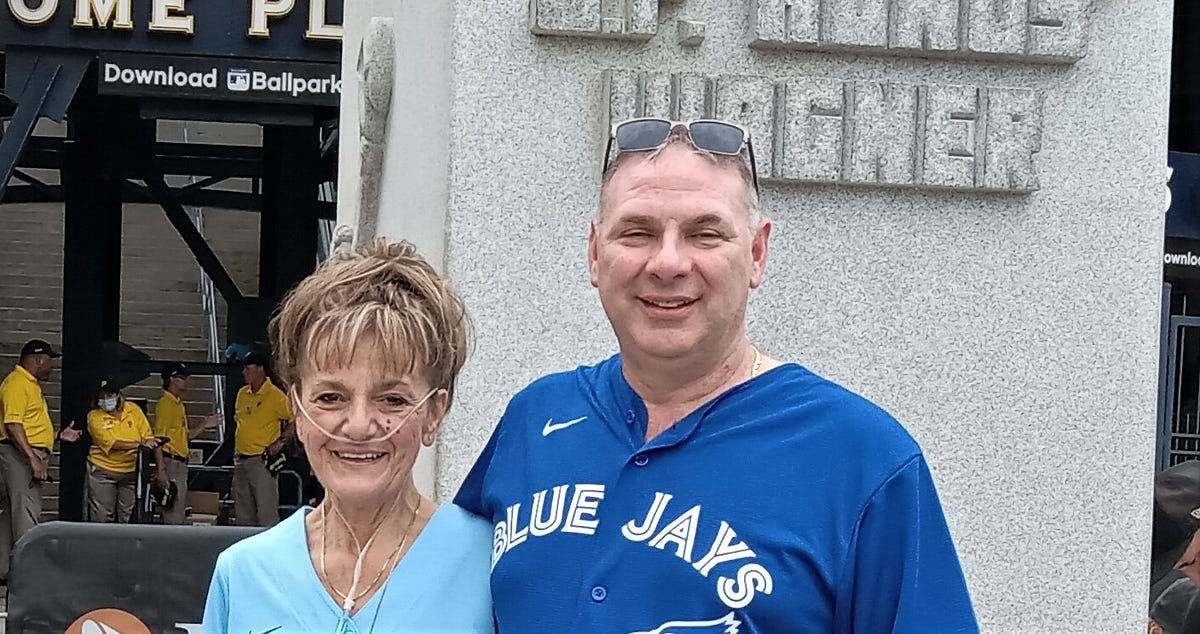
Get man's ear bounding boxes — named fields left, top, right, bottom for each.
left=588, top=222, right=601, bottom=288
left=749, top=217, right=772, bottom=289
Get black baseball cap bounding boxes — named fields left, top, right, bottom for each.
left=242, top=350, right=271, bottom=368
left=20, top=339, right=60, bottom=358
left=161, top=362, right=190, bottom=381
left=1151, top=571, right=1200, bottom=634
left=96, top=377, right=123, bottom=394
left=1159, top=461, right=1200, bottom=526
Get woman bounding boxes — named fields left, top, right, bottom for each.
left=86, top=379, right=162, bottom=523
left=203, top=240, right=493, bottom=633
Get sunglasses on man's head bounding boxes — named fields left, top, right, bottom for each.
left=602, top=118, right=760, bottom=192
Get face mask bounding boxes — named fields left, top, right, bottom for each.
left=99, top=397, right=118, bottom=411
left=290, top=386, right=439, bottom=446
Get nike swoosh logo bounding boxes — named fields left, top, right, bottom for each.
left=542, top=416, right=587, bottom=436
left=252, top=628, right=282, bottom=634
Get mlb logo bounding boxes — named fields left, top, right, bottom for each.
left=226, top=69, right=250, bottom=91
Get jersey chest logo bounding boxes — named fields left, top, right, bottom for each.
left=630, top=612, right=741, bottom=634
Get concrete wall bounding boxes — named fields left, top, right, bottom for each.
left=339, top=1, right=1174, bottom=631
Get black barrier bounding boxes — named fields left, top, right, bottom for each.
left=7, top=521, right=261, bottom=633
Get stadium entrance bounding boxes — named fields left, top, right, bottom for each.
left=0, top=1, right=341, bottom=526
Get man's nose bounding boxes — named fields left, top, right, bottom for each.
left=646, top=232, right=690, bottom=279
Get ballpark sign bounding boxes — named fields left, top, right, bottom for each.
left=0, top=0, right=343, bottom=62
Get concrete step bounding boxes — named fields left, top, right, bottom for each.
left=5, top=296, right=207, bottom=316
left=0, top=268, right=200, bottom=290
left=0, top=288, right=210, bottom=308
left=0, top=318, right=62, bottom=333
left=0, top=331, right=211, bottom=351
left=0, top=307, right=211, bottom=325
left=0, top=219, right=66, bottom=234
left=0, top=273, right=64, bottom=287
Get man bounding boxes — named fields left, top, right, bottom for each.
left=456, top=119, right=978, bottom=632
left=1152, top=461, right=1200, bottom=633
left=153, top=363, right=219, bottom=524
left=232, top=351, right=292, bottom=526
left=0, top=339, right=68, bottom=577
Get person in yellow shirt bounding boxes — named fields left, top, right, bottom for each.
left=233, top=351, right=293, bottom=526
left=85, top=379, right=162, bottom=523
left=153, top=363, right=219, bottom=524
left=0, top=339, right=65, bottom=578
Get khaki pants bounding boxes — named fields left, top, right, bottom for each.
left=0, top=443, right=45, bottom=577
left=88, top=464, right=136, bottom=523
left=159, top=457, right=189, bottom=525
left=233, top=456, right=277, bottom=526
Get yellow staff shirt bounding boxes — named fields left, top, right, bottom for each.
left=154, top=390, right=189, bottom=459
left=234, top=378, right=291, bottom=456
left=0, top=365, right=54, bottom=450
left=87, top=401, right=153, bottom=474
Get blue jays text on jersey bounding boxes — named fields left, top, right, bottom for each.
left=456, top=354, right=979, bottom=634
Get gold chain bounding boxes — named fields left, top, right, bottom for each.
left=319, top=497, right=422, bottom=607
left=750, top=345, right=762, bottom=378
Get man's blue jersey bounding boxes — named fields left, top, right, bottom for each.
left=455, top=354, right=978, bottom=633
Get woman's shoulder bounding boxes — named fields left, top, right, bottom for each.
left=432, top=503, right=492, bottom=536
left=216, top=508, right=308, bottom=569
left=122, top=401, right=148, bottom=419
left=419, top=504, right=492, bottom=558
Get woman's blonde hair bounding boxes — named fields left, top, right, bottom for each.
left=269, top=239, right=470, bottom=404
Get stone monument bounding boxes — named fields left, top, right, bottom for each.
left=338, top=1, right=1173, bottom=631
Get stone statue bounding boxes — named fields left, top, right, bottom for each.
left=355, top=17, right=395, bottom=246
left=330, top=224, right=355, bottom=257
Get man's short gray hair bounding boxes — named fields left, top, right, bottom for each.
left=596, top=131, right=761, bottom=228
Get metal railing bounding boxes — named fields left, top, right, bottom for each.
left=182, top=124, right=226, bottom=446
left=317, top=181, right=336, bottom=263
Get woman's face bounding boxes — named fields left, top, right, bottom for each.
left=293, top=343, right=447, bottom=506
left=98, top=391, right=121, bottom=413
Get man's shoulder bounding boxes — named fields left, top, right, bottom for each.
left=758, top=364, right=920, bottom=455
left=503, top=355, right=621, bottom=410
left=0, top=370, right=30, bottom=395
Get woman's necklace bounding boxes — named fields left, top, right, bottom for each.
left=319, top=496, right=423, bottom=612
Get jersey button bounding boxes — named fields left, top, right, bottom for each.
left=590, top=585, right=607, bottom=602
left=625, top=410, right=635, bottom=425
left=633, top=454, right=649, bottom=467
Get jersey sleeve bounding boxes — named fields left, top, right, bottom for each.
left=274, top=388, right=293, bottom=423
left=453, top=422, right=501, bottom=517
left=86, top=410, right=117, bottom=454
left=152, top=400, right=167, bottom=436
left=201, top=553, right=231, bottom=634
left=840, top=455, right=978, bottom=634
left=1, top=381, right=28, bottom=426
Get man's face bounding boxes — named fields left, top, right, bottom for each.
left=1178, top=527, right=1200, bottom=588
left=32, top=354, right=54, bottom=381
left=243, top=364, right=265, bottom=385
left=589, top=145, right=770, bottom=362
left=170, top=375, right=189, bottom=393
